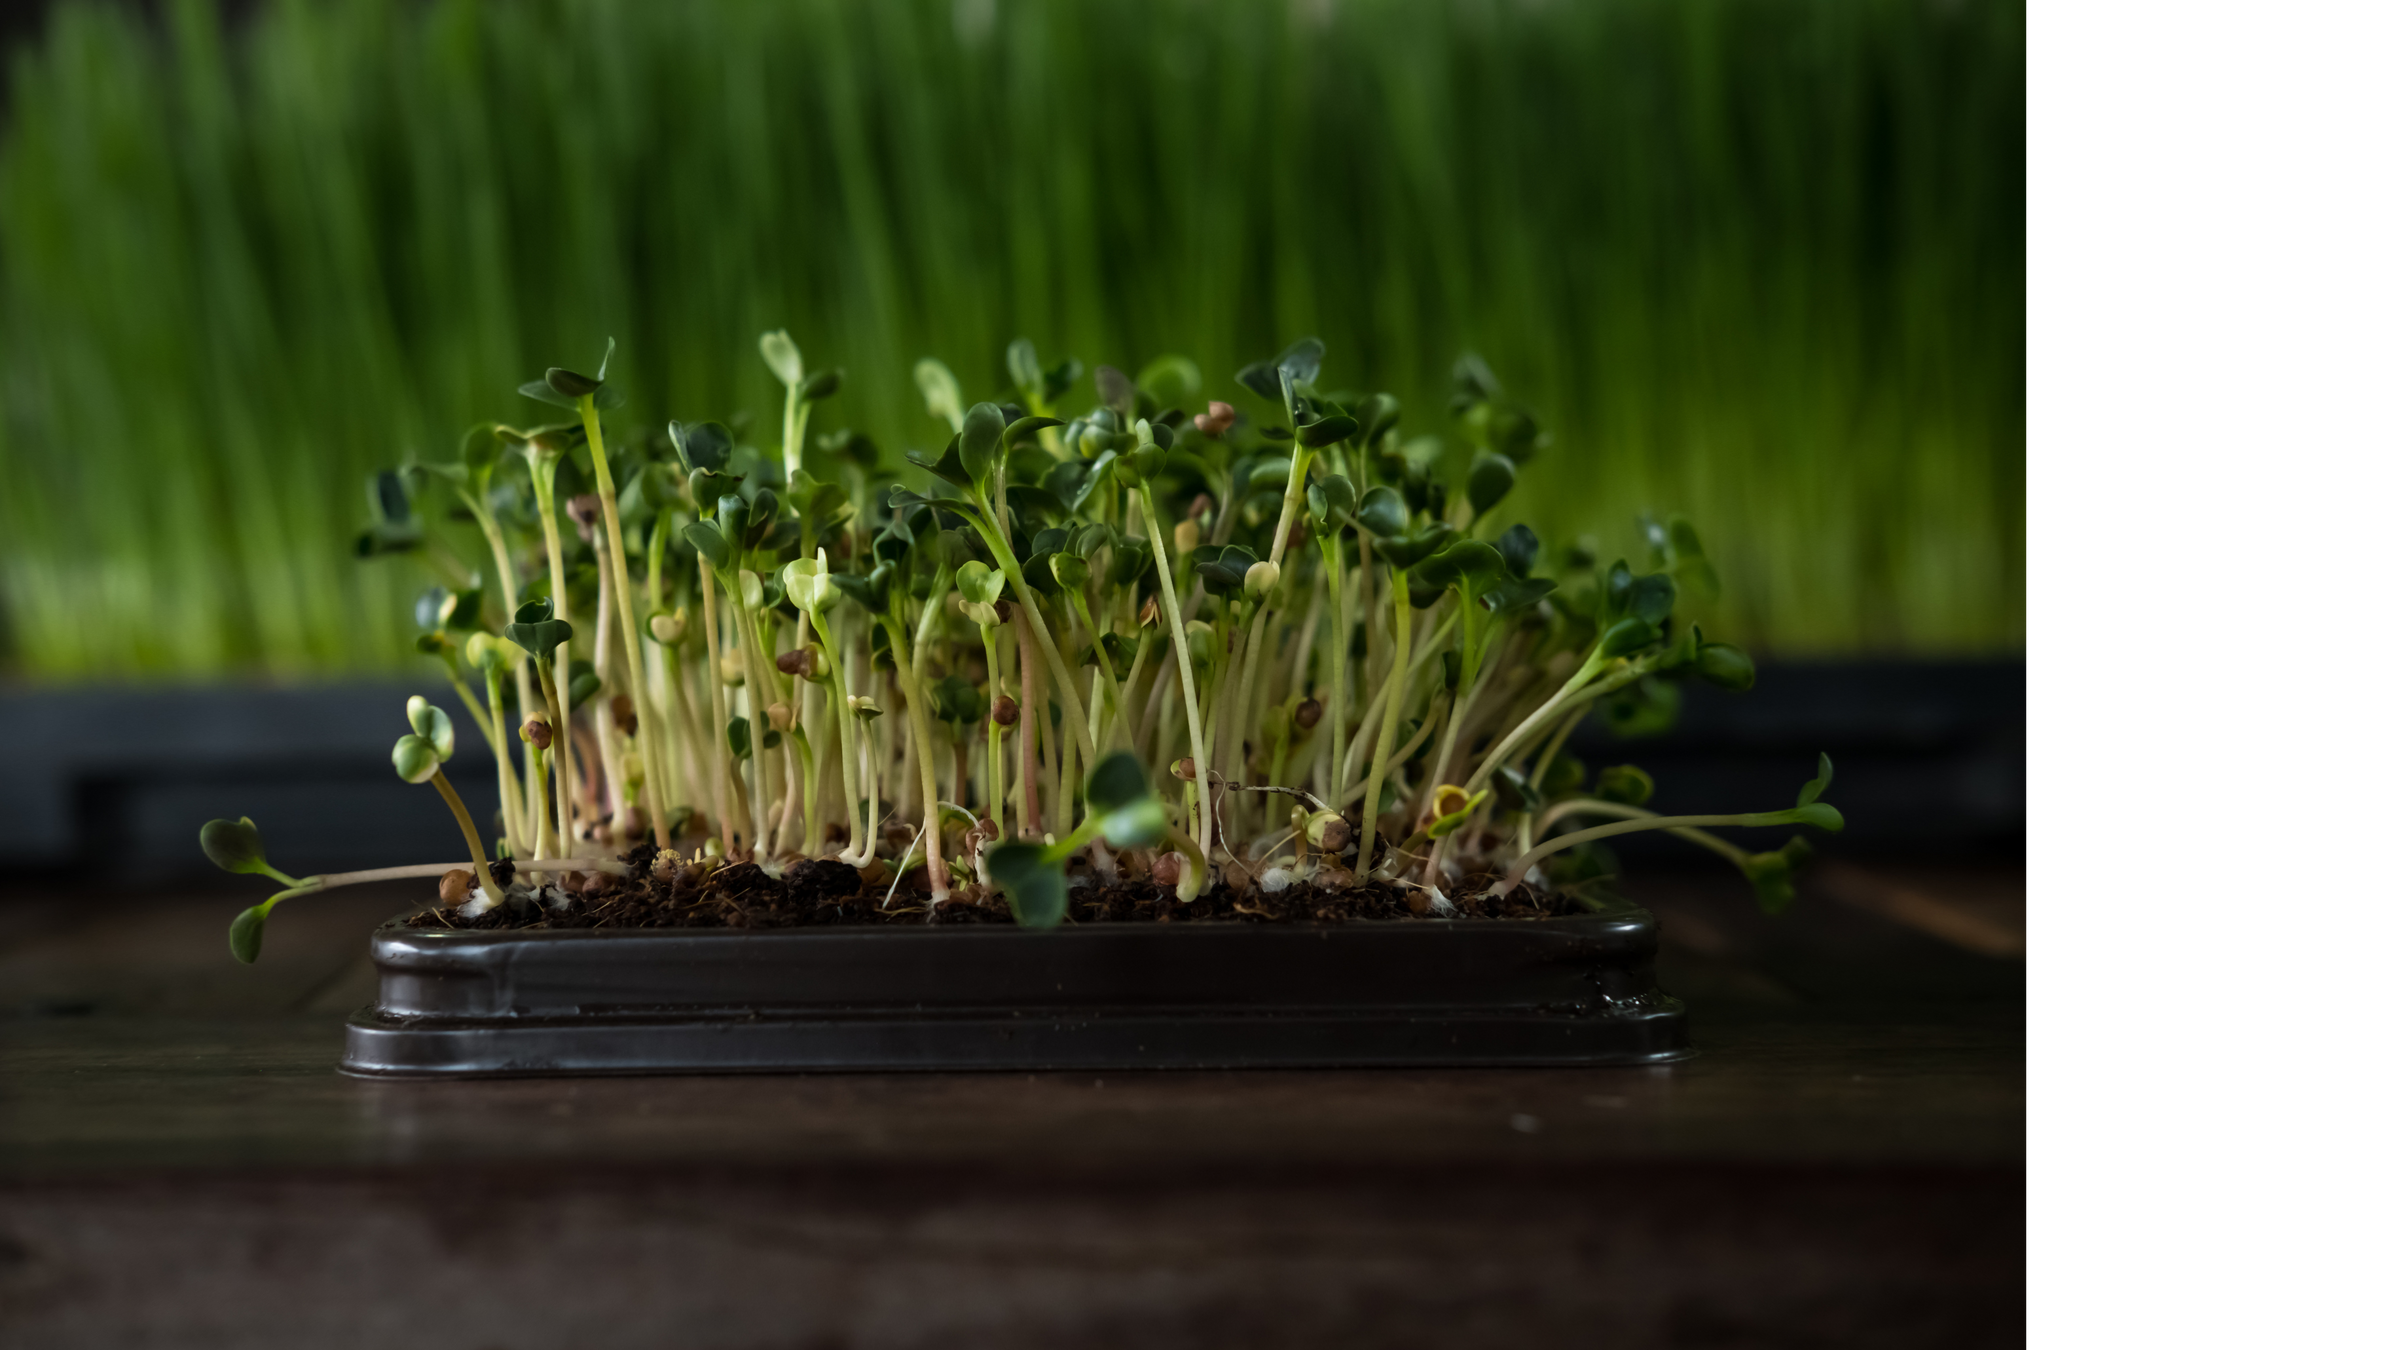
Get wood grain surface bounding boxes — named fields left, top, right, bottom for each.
left=0, top=866, right=2023, bottom=1349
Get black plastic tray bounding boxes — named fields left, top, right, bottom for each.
left=340, top=904, right=1688, bottom=1077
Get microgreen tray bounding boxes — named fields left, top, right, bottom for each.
left=340, top=904, right=1687, bottom=1077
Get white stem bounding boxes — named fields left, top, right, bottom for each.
left=294, top=857, right=634, bottom=894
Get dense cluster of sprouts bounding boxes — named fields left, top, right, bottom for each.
left=205, top=335, right=1841, bottom=960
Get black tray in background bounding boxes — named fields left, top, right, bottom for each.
left=341, top=906, right=1686, bottom=1078
left=1, top=659, right=2022, bottom=881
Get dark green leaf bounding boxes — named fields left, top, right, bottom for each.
left=741, top=489, right=781, bottom=547
left=1485, top=577, right=1555, bottom=617
left=1628, top=572, right=1677, bottom=625
left=1098, top=630, right=1139, bottom=677
left=1002, top=447, right=1053, bottom=493
left=1596, top=764, right=1654, bottom=805
left=985, top=840, right=1066, bottom=929
left=502, top=617, right=573, bottom=658
left=1017, top=550, right=1061, bottom=595
left=829, top=564, right=894, bottom=612
left=1656, top=621, right=1701, bottom=672
left=1697, top=642, right=1756, bottom=691
left=683, top=521, right=729, bottom=569
left=1425, top=539, right=1505, bottom=594
left=1193, top=544, right=1259, bottom=596
left=1796, top=752, right=1835, bottom=808
left=1496, top=523, right=1540, bottom=578
left=1085, top=751, right=1150, bottom=812
left=904, top=436, right=973, bottom=488
left=668, top=420, right=733, bottom=474
left=1041, top=458, right=1095, bottom=513
left=933, top=673, right=986, bottom=725
left=1604, top=560, right=1634, bottom=621
left=1066, top=451, right=1117, bottom=511
left=1245, top=456, right=1294, bottom=494
left=1042, top=357, right=1083, bottom=403
left=1068, top=523, right=1113, bottom=559
left=545, top=366, right=602, bottom=399
left=1466, top=452, right=1516, bottom=517
left=1119, top=443, right=1166, bottom=483
left=370, top=470, right=410, bottom=524
left=1307, top=473, right=1357, bottom=525
left=960, top=401, right=1006, bottom=489
left=1108, top=536, right=1152, bottom=587
left=883, top=484, right=957, bottom=517
left=1003, top=486, right=1069, bottom=527
left=1296, top=413, right=1358, bottom=449
left=1004, top=415, right=1064, bottom=449
left=800, top=368, right=842, bottom=401
left=1492, top=765, right=1540, bottom=813
left=1377, top=523, right=1455, bottom=570
left=518, top=379, right=578, bottom=411
left=228, top=904, right=268, bottom=964
left=200, top=817, right=270, bottom=876
left=1274, top=336, right=1325, bottom=388
left=1599, top=616, right=1661, bottom=658
left=1355, top=486, right=1409, bottom=538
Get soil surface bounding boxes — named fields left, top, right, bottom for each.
left=405, top=849, right=1583, bottom=931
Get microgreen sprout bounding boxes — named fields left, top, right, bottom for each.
left=211, top=334, right=1842, bottom=958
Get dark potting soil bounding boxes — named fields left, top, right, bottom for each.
left=404, top=849, right=1580, bottom=932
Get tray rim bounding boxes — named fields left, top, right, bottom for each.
left=370, top=906, right=1657, bottom=947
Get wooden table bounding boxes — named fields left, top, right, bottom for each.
left=0, top=866, right=2023, bottom=1349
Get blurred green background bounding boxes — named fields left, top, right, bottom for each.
left=0, top=0, right=2022, bottom=679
